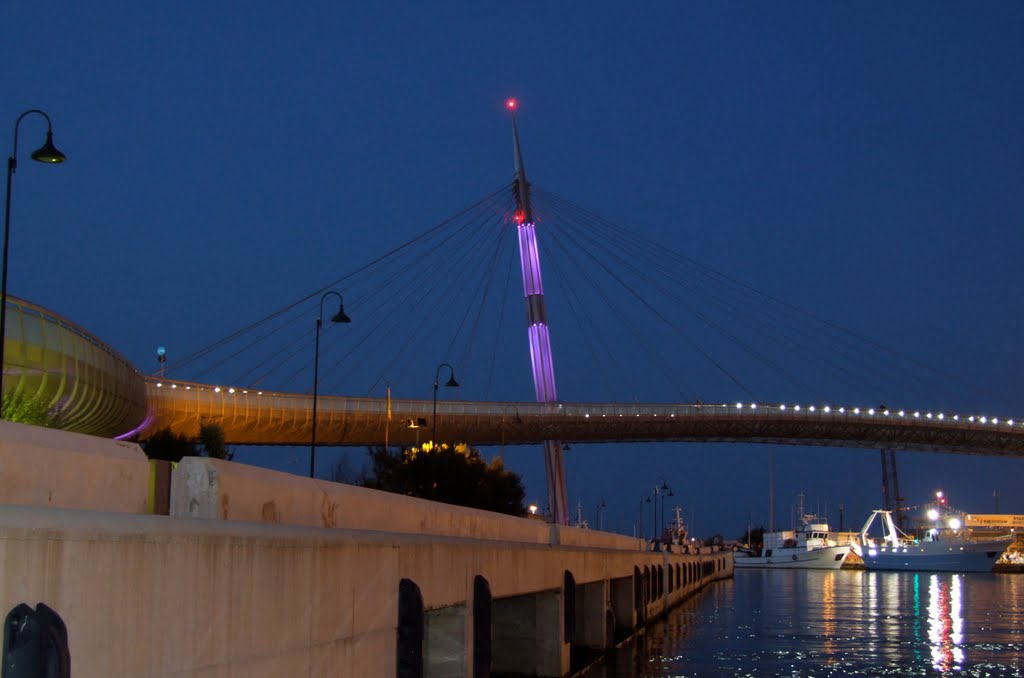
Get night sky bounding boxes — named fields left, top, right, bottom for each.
left=5, top=3, right=1023, bottom=537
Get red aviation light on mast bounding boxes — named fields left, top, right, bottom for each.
left=506, top=98, right=518, bottom=111
left=514, top=208, right=526, bottom=224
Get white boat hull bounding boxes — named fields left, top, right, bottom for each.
left=734, top=545, right=850, bottom=570
left=854, top=539, right=1009, bottom=573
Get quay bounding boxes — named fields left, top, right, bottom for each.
left=0, top=421, right=732, bottom=677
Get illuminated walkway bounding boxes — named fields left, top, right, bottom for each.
left=147, top=376, right=1024, bottom=456
left=7, top=296, right=1024, bottom=458
left=1, top=296, right=146, bottom=437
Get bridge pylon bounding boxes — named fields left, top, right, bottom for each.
left=507, top=99, right=569, bottom=526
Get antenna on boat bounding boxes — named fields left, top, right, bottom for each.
left=768, top=448, right=775, bottom=534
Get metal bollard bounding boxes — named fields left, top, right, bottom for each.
left=2, top=603, right=70, bottom=678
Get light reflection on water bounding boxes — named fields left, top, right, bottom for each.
left=587, top=570, right=1024, bottom=677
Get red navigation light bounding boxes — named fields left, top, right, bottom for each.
left=506, top=98, right=518, bottom=111
left=514, top=208, right=525, bottom=224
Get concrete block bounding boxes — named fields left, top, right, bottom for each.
left=610, top=575, right=635, bottom=633
left=425, top=604, right=466, bottom=678
left=574, top=580, right=610, bottom=649
left=493, top=589, right=569, bottom=677
left=0, top=420, right=149, bottom=513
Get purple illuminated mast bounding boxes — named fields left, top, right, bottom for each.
left=507, top=99, right=569, bottom=526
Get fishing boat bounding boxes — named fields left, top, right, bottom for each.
left=734, top=515, right=852, bottom=569
left=853, top=506, right=1013, bottom=573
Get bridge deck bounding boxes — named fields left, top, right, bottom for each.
left=146, top=378, right=1024, bottom=456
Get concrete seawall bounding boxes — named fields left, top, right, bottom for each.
left=0, top=421, right=732, bottom=677
left=170, top=456, right=644, bottom=550
left=0, top=419, right=149, bottom=513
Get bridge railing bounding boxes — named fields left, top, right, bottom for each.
left=147, top=376, right=1022, bottom=437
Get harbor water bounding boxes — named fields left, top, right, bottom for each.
left=587, top=568, right=1024, bottom=677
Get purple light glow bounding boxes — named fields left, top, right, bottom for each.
left=514, top=189, right=566, bottom=524
left=517, top=222, right=545, bottom=296
left=527, top=323, right=557, bottom=402
left=115, top=408, right=155, bottom=441
left=518, top=217, right=558, bottom=403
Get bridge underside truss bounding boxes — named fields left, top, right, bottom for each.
left=1, top=296, right=148, bottom=438
left=146, top=380, right=1024, bottom=458
left=4, top=296, right=1021, bottom=459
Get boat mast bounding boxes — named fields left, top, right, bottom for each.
left=768, top=448, right=774, bottom=534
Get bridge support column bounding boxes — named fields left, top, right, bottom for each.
left=609, top=575, right=635, bottom=638
left=572, top=580, right=610, bottom=651
left=492, top=590, right=568, bottom=677
left=424, top=604, right=466, bottom=678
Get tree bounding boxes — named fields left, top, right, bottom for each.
left=363, top=442, right=526, bottom=516
left=738, top=525, right=766, bottom=549
left=0, top=391, right=64, bottom=428
left=142, top=423, right=233, bottom=462
left=142, top=427, right=199, bottom=462
left=198, top=423, right=233, bottom=460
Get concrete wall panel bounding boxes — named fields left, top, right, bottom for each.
left=0, top=506, right=401, bottom=677
left=0, top=420, right=149, bottom=513
left=170, top=457, right=649, bottom=555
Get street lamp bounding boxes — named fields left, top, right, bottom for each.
left=659, top=481, right=674, bottom=543
left=645, top=495, right=653, bottom=542
left=431, top=362, right=459, bottom=444
left=648, top=480, right=674, bottom=548
left=597, top=497, right=607, bottom=531
left=310, top=291, right=351, bottom=478
left=2, top=109, right=65, bottom=408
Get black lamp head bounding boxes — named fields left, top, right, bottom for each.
left=445, top=373, right=459, bottom=388
left=31, top=131, right=66, bottom=164
left=330, top=303, right=351, bottom=324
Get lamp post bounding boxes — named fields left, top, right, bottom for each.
left=310, top=291, right=351, bottom=478
left=648, top=480, right=674, bottom=548
left=645, top=495, right=653, bottom=544
left=431, top=362, right=459, bottom=444
left=659, top=481, right=674, bottom=543
left=2, top=109, right=65, bottom=408
left=597, top=497, right=607, bottom=531
left=638, top=497, right=646, bottom=538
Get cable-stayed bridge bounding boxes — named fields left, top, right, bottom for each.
left=3, top=103, right=1020, bottom=525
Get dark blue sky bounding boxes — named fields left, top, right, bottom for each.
left=5, top=3, right=1023, bottom=536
